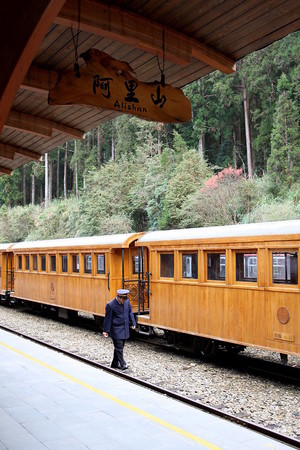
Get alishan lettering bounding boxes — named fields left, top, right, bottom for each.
left=114, top=100, right=147, bottom=113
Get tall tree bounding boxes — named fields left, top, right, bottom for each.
left=56, top=148, right=60, bottom=198
left=64, top=142, right=68, bottom=199
left=97, top=126, right=102, bottom=166
left=45, top=153, right=49, bottom=207
left=267, top=74, right=300, bottom=195
left=73, top=139, right=78, bottom=198
left=242, top=81, right=253, bottom=179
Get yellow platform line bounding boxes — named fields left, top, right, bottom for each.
left=0, top=340, right=222, bottom=450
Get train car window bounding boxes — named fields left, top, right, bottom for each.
left=25, top=255, right=29, bottom=271
left=182, top=253, right=198, bottom=279
left=236, top=252, right=257, bottom=282
left=84, top=254, right=92, bottom=274
left=50, top=255, right=56, bottom=272
left=18, top=255, right=22, bottom=270
left=97, top=254, right=105, bottom=274
left=207, top=253, right=225, bottom=280
left=32, top=255, right=37, bottom=271
left=61, top=255, right=68, bottom=273
left=40, top=255, right=46, bottom=271
left=272, top=252, right=298, bottom=284
left=72, top=255, right=79, bottom=273
left=160, top=253, right=174, bottom=278
left=132, top=255, right=144, bottom=274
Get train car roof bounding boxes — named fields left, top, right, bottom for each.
left=137, top=220, right=300, bottom=244
left=0, top=243, right=13, bottom=251
left=11, top=233, right=143, bottom=251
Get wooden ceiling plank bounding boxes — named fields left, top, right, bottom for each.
left=233, top=19, right=300, bottom=60
left=13, top=91, right=49, bottom=117
left=150, top=0, right=208, bottom=29
left=0, top=0, right=67, bottom=133
left=190, top=0, right=262, bottom=39
left=182, top=0, right=247, bottom=35
left=12, top=90, right=37, bottom=112
left=34, top=24, right=68, bottom=61
left=204, top=0, right=289, bottom=48
left=55, top=35, right=106, bottom=72
left=213, top=2, right=299, bottom=53
left=3, top=128, right=46, bottom=150
left=56, top=0, right=236, bottom=73
left=35, top=25, right=77, bottom=63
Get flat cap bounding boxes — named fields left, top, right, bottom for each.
left=117, top=289, right=130, bottom=295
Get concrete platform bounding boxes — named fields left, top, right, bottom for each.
left=0, top=328, right=296, bottom=450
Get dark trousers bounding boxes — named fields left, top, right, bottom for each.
left=112, top=339, right=126, bottom=367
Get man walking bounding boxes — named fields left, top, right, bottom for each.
left=103, top=289, right=136, bottom=370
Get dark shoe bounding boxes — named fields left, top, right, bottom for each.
left=120, top=365, right=128, bottom=370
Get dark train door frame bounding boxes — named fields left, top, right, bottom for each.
left=122, top=246, right=149, bottom=313
left=6, top=252, right=14, bottom=292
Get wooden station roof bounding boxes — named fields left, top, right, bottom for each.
left=0, top=0, right=299, bottom=176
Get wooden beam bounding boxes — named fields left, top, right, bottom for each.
left=6, top=111, right=52, bottom=138
left=0, top=143, right=15, bottom=160
left=21, top=66, right=59, bottom=93
left=0, top=0, right=67, bottom=133
left=0, top=166, right=12, bottom=176
left=0, top=143, right=41, bottom=161
left=15, top=147, right=42, bottom=161
left=56, top=0, right=235, bottom=74
left=5, top=111, right=84, bottom=140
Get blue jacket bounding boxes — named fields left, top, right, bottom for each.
left=103, top=297, right=136, bottom=339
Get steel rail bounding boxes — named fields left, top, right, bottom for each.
left=135, top=335, right=300, bottom=386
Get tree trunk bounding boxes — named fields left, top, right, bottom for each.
left=22, top=166, right=26, bottom=205
left=242, top=82, right=253, bottom=179
left=111, top=136, right=116, bottom=160
left=86, top=131, right=90, bottom=153
left=56, top=148, right=60, bottom=198
left=45, top=153, right=49, bottom=207
left=198, top=132, right=205, bottom=159
left=74, top=139, right=78, bottom=198
left=31, top=175, right=35, bottom=205
left=31, top=164, right=36, bottom=205
left=64, top=142, right=68, bottom=199
left=233, top=129, right=237, bottom=168
left=49, top=159, right=53, bottom=202
left=284, top=116, right=292, bottom=177
left=157, top=124, right=162, bottom=155
left=97, top=126, right=102, bottom=166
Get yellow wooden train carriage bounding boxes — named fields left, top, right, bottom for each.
left=136, top=220, right=300, bottom=357
left=11, top=233, right=144, bottom=318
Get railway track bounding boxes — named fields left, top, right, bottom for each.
left=135, top=335, right=300, bottom=386
left=6, top=306, right=300, bottom=385
left=1, top=323, right=299, bottom=449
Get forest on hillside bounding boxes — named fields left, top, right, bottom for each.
left=0, top=32, right=299, bottom=243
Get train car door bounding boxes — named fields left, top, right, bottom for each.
left=2, top=252, right=14, bottom=294
left=6, top=252, right=14, bottom=292
left=123, top=246, right=149, bottom=314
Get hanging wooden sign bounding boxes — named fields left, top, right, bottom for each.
left=48, top=49, right=192, bottom=123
